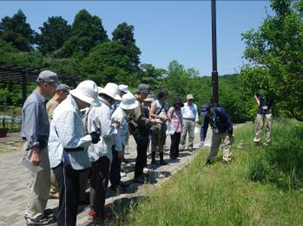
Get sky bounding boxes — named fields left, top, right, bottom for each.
left=0, top=1, right=273, bottom=76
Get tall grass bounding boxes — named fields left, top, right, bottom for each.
left=123, top=119, right=303, bottom=225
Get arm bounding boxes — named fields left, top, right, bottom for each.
left=199, top=117, right=209, bottom=147
left=194, top=104, right=199, bottom=123
left=149, top=102, right=168, bottom=122
left=254, top=94, right=260, bottom=106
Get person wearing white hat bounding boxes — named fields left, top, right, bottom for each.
left=86, top=82, right=121, bottom=224
left=48, top=80, right=100, bottom=226
left=110, top=93, right=139, bottom=192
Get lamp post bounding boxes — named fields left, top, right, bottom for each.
left=211, top=0, right=219, bottom=105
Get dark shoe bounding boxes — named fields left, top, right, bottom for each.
left=120, top=181, right=130, bottom=188
left=205, top=159, right=213, bottom=165
left=170, top=155, right=177, bottom=160
left=25, top=215, right=56, bottom=225
left=133, top=176, right=145, bottom=184
left=151, top=159, right=157, bottom=165
left=160, top=160, right=168, bottom=165
left=254, top=142, right=261, bottom=147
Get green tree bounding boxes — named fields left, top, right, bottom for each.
left=241, top=0, right=303, bottom=120
left=37, top=16, right=71, bottom=56
left=57, top=9, right=108, bottom=58
left=0, top=10, right=36, bottom=51
left=139, top=64, right=166, bottom=89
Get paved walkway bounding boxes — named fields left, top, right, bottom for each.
left=0, top=129, right=213, bottom=226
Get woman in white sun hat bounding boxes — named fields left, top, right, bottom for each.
left=110, top=92, right=139, bottom=192
left=48, top=80, right=100, bottom=226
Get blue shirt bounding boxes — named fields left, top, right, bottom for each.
left=21, top=90, right=50, bottom=150
left=200, top=107, right=233, bottom=141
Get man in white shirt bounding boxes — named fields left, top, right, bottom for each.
left=86, top=83, right=121, bottom=224
left=180, top=94, right=198, bottom=151
left=48, top=80, right=100, bottom=226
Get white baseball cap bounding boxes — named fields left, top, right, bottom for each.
left=70, top=80, right=100, bottom=106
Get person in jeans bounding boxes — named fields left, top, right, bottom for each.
left=167, top=97, right=184, bottom=159
left=253, top=92, right=273, bottom=146
left=149, top=90, right=169, bottom=165
left=21, top=70, right=59, bottom=225
left=180, top=94, right=198, bottom=151
left=199, top=104, right=234, bottom=164
left=48, top=80, right=100, bottom=226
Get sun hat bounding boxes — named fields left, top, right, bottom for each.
left=186, top=94, right=194, bottom=100
left=143, top=94, right=154, bottom=102
left=98, top=83, right=122, bottom=101
left=200, top=103, right=211, bottom=116
left=136, top=84, right=149, bottom=93
left=173, top=97, right=184, bottom=107
left=56, top=84, right=70, bottom=92
left=120, top=93, right=139, bottom=110
left=118, top=84, right=129, bottom=93
left=70, top=80, right=100, bottom=106
left=36, top=70, right=60, bottom=86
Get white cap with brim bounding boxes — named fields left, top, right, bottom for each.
left=70, top=80, right=100, bottom=106
left=98, top=83, right=122, bottom=101
left=120, top=93, right=139, bottom=110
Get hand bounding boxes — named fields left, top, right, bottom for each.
left=113, top=121, right=121, bottom=129
left=199, top=141, right=205, bottom=148
left=118, top=151, right=124, bottom=160
left=90, top=131, right=100, bottom=144
left=30, top=147, right=41, bottom=166
left=150, top=118, right=157, bottom=125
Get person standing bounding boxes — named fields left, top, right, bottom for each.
left=110, top=93, right=139, bottom=192
left=21, top=70, right=59, bottom=225
left=46, top=84, right=70, bottom=199
left=199, top=104, right=234, bottom=164
left=167, top=97, right=184, bottom=159
left=149, top=90, right=169, bottom=165
left=128, top=84, right=156, bottom=184
left=86, top=83, right=121, bottom=224
left=253, top=92, right=273, bottom=146
left=48, top=80, right=100, bottom=226
left=180, top=94, right=198, bottom=151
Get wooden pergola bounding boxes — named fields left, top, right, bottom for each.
left=0, top=65, right=81, bottom=104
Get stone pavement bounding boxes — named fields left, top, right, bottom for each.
left=0, top=129, right=212, bottom=226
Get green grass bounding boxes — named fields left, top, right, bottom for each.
left=123, top=119, right=303, bottom=225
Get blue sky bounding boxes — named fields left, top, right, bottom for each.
left=0, top=1, right=272, bottom=76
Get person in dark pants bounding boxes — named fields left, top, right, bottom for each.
left=167, top=97, right=184, bottom=159
left=129, top=84, right=156, bottom=184
left=48, top=80, right=100, bottom=226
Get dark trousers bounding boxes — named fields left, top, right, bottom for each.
left=170, top=132, right=181, bottom=158
left=110, top=146, right=122, bottom=189
left=133, top=128, right=149, bottom=178
left=90, top=157, right=110, bottom=220
left=53, top=163, right=81, bottom=226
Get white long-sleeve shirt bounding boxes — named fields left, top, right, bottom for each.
left=111, top=106, right=129, bottom=151
left=181, top=102, right=198, bottom=122
left=48, top=95, right=92, bottom=169
left=87, top=97, right=118, bottom=162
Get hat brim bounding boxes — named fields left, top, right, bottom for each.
left=99, top=90, right=122, bottom=101
left=120, top=100, right=139, bottom=110
left=70, top=89, right=100, bottom=106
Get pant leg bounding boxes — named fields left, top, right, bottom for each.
left=170, top=132, right=180, bottom=158
left=208, top=132, right=223, bottom=161
left=187, top=121, right=195, bottom=149
left=90, top=157, right=110, bottom=220
left=265, top=113, right=273, bottom=144
left=158, top=123, right=167, bottom=153
left=25, top=146, right=51, bottom=220
left=180, top=120, right=189, bottom=149
left=222, top=132, right=233, bottom=161
left=133, top=128, right=148, bottom=178
left=53, top=163, right=79, bottom=226
left=253, top=114, right=264, bottom=143
left=78, top=169, right=90, bottom=202
left=110, top=146, right=122, bottom=189
left=50, top=170, right=59, bottom=194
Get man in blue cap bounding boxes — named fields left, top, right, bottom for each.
left=199, top=104, right=234, bottom=164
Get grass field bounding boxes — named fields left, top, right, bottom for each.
left=123, top=119, right=303, bottom=225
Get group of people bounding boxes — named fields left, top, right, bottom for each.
left=20, top=69, right=273, bottom=226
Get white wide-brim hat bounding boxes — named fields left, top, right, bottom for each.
left=120, top=93, right=139, bottom=110
left=70, top=80, right=100, bottom=106
left=98, top=83, right=121, bottom=101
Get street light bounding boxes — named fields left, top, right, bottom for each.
left=211, top=0, right=219, bottom=105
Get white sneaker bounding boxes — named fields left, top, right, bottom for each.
left=143, top=167, right=149, bottom=174
left=120, top=172, right=126, bottom=178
